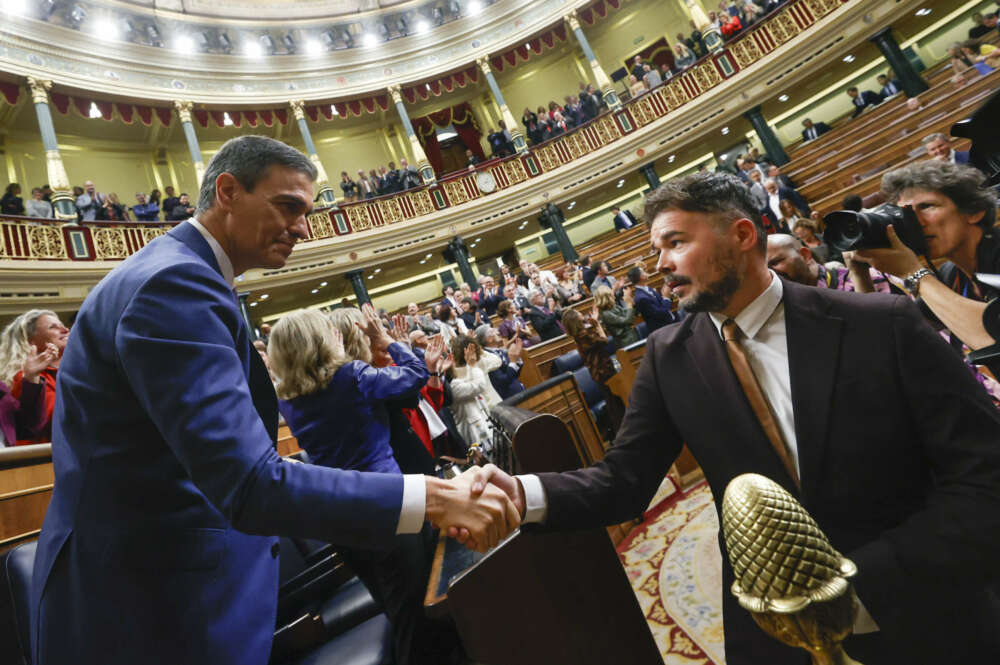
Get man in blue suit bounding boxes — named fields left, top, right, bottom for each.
left=923, top=132, right=970, bottom=165
left=626, top=265, right=677, bottom=333
left=876, top=73, right=902, bottom=98
left=30, top=136, right=518, bottom=665
left=611, top=206, right=637, bottom=232
left=847, top=86, right=883, bottom=118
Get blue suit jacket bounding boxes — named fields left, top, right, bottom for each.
left=31, top=222, right=405, bottom=665
left=955, top=150, right=971, bottom=165
left=484, top=347, right=525, bottom=399
left=632, top=286, right=676, bottom=333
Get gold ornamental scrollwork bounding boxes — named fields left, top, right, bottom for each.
left=592, top=115, right=622, bottom=147
left=377, top=198, right=404, bottom=225
left=442, top=180, right=470, bottom=206
left=347, top=204, right=380, bottom=232
left=407, top=190, right=435, bottom=217
left=173, top=100, right=194, bottom=124
left=804, top=0, right=841, bottom=19
left=768, top=10, right=801, bottom=45
left=289, top=99, right=306, bottom=121
left=140, top=227, right=167, bottom=246
left=27, top=225, right=67, bottom=259
left=536, top=145, right=562, bottom=172
left=693, top=61, right=722, bottom=91
left=93, top=228, right=129, bottom=260
left=630, top=97, right=657, bottom=127
left=26, top=77, right=53, bottom=105
left=730, top=36, right=765, bottom=69
left=500, top=159, right=528, bottom=185
left=307, top=211, right=335, bottom=239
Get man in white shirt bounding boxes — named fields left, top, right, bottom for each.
left=464, top=171, right=1000, bottom=665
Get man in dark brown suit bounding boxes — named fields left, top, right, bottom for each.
left=466, top=172, right=1000, bottom=664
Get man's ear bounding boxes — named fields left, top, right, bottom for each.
left=734, top=218, right=760, bottom=252
left=967, top=209, right=986, bottom=227
left=213, top=172, right=240, bottom=212
left=799, top=245, right=813, bottom=262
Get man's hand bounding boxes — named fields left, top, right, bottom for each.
left=424, top=335, right=444, bottom=371
left=852, top=225, right=925, bottom=280
left=446, top=464, right=527, bottom=549
left=425, top=474, right=521, bottom=553
left=509, top=338, right=523, bottom=364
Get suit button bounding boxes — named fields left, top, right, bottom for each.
left=271, top=542, right=280, bottom=558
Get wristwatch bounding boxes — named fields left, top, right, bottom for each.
left=903, top=267, right=934, bottom=296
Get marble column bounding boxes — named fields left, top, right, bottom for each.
left=564, top=12, right=621, bottom=111
left=173, top=101, right=205, bottom=186
left=869, top=28, right=929, bottom=98
left=677, top=0, right=723, bottom=54
left=445, top=237, right=478, bottom=286
left=290, top=100, right=337, bottom=206
left=743, top=105, right=789, bottom=166
left=388, top=85, right=436, bottom=184
left=639, top=163, right=661, bottom=190
left=345, top=269, right=371, bottom=306
left=539, top=203, right=579, bottom=263
left=476, top=56, right=527, bottom=154
left=26, top=77, right=76, bottom=221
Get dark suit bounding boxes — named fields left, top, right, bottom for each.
left=534, top=280, right=1000, bottom=665
left=879, top=79, right=902, bottom=97
left=477, top=287, right=504, bottom=317
left=32, top=222, right=405, bottom=665
left=483, top=347, right=525, bottom=399
left=780, top=184, right=811, bottom=217
left=527, top=305, right=563, bottom=341
left=850, top=90, right=883, bottom=118
left=632, top=285, right=676, bottom=333
left=801, top=122, right=831, bottom=142
left=954, top=150, right=971, bottom=165
left=612, top=209, right=637, bottom=232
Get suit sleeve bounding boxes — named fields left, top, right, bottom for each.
left=354, top=343, right=428, bottom=402
left=849, top=297, right=1000, bottom=625
left=601, top=306, right=635, bottom=328
left=12, top=379, right=47, bottom=440
left=535, top=338, right=685, bottom=528
left=115, top=262, right=407, bottom=549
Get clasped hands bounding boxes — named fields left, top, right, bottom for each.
left=425, top=464, right=526, bottom=554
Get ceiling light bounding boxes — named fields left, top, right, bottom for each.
left=842, top=54, right=855, bottom=63
left=668, top=154, right=675, bottom=163
left=259, top=294, right=269, bottom=300
left=320, top=281, right=328, bottom=287
left=244, top=41, right=264, bottom=58
left=468, top=1, right=482, bottom=16
left=94, top=18, right=118, bottom=40
left=915, top=8, right=931, bottom=16
left=362, top=32, right=378, bottom=48
left=367, top=274, right=374, bottom=280
left=425, top=83, right=431, bottom=91
left=778, top=94, right=789, bottom=102
left=374, top=268, right=381, bottom=273
left=420, top=259, right=427, bottom=264
left=416, top=19, right=429, bottom=33
left=721, top=126, right=730, bottom=135
left=87, top=102, right=102, bottom=118
left=475, top=238, right=481, bottom=242
left=719, top=154, right=729, bottom=161
left=1, top=0, right=27, bottom=15
left=281, top=34, right=295, bottom=53
left=311, top=289, right=319, bottom=294
left=250, top=302, right=258, bottom=307
left=425, top=253, right=432, bottom=258
left=305, top=39, right=322, bottom=55
left=174, top=35, right=195, bottom=54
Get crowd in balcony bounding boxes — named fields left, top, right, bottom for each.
left=338, top=158, right=425, bottom=202
left=0, top=181, right=196, bottom=223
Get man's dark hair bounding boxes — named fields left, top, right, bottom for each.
left=579, top=255, right=592, bottom=267
left=643, top=171, right=767, bottom=253
left=802, top=118, right=812, bottom=125
left=180, top=192, right=188, bottom=197
left=196, top=135, right=317, bottom=215
left=877, top=74, right=887, bottom=81
left=842, top=194, right=863, bottom=211
left=847, top=86, right=858, bottom=93
left=626, top=266, right=643, bottom=284
left=610, top=206, right=621, bottom=213
left=881, top=161, right=997, bottom=229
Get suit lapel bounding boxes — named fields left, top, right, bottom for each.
left=781, top=280, right=843, bottom=498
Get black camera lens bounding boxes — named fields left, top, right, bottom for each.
left=822, top=203, right=927, bottom=255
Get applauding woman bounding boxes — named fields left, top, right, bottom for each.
left=561, top=306, right=626, bottom=433
left=448, top=335, right=503, bottom=450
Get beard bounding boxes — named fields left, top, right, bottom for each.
left=670, top=245, right=744, bottom=313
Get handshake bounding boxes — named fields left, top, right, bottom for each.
left=423, top=465, right=526, bottom=553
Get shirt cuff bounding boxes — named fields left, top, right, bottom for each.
left=517, top=474, right=548, bottom=524
left=396, top=474, right=426, bottom=534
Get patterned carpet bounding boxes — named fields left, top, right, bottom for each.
left=618, top=480, right=725, bottom=665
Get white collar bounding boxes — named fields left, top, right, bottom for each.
left=187, top=218, right=235, bottom=287
left=709, top=271, right=783, bottom=340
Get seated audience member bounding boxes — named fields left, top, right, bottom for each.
left=407, top=329, right=429, bottom=351
left=0, top=309, right=68, bottom=444
left=673, top=42, right=697, bottom=70
left=590, top=260, right=617, bottom=292
left=555, top=264, right=585, bottom=305
left=166, top=193, right=195, bottom=221
left=969, top=12, right=994, bottom=39
left=448, top=335, right=502, bottom=447
left=1, top=183, right=25, bottom=216
left=852, top=162, right=1000, bottom=369
left=579, top=255, right=598, bottom=290
left=102, top=193, right=129, bottom=221
left=766, top=176, right=811, bottom=218
left=435, top=303, right=465, bottom=343
left=370, top=168, right=384, bottom=195
left=549, top=111, right=570, bottom=137
left=24, top=187, right=54, bottom=218
left=847, top=85, right=884, bottom=118
left=628, top=75, right=647, bottom=98
left=961, top=39, right=999, bottom=73
left=767, top=234, right=890, bottom=293
left=459, top=282, right=478, bottom=305
left=0, top=332, right=57, bottom=447
left=477, top=276, right=504, bottom=317
left=595, top=285, right=638, bottom=349
left=526, top=290, right=563, bottom=341
left=763, top=179, right=791, bottom=233
left=923, top=132, right=970, bottom=164
left=476, top=325, right=525, bottom=399
left=642, top=64, right=662, bottom=90
left=630, top=55, right=646, bottom=80
left=947, top=42, right=978, bottom=84
left=627, top=266, right=677, bottom=333
left=465, top=149, right=482, bottom=168
left=160, top=186, right=179, bottom=219
left=132, top=192, right=160, bottom=221
left=496, top=299, right=539, bottom=347
left=747, top=170, right=769, bottom=211
left=791, top=218, right=837, bottom=263
left=778, top=199, right=807, bottom=233
left=611, top=205, right=638, bottom=232
left=503, top=281, right=531, bottom=313
left=877, top=73, right=902, bottom=98
left=560, top=307, right=625, bottom=432
left=741, top=0, right=763, bottom=25
left=688, top=21, right=706, bottom=56
left=269, top=306, right=460, bottom=665
left=801, top=117, right=832, bottom=142
left=340, top=171, right=358, bottom=202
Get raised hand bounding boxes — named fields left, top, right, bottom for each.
left=23, top=343, right=58, bottom=383
left=424, top=335, right=444, bottom=370
left=464, top=342, right=479, bottom=365
left=509, top=338, right=523, bottom=364
left=390, top=313, right=410, bottom=343
left=355, top=303, right=394, bottom=351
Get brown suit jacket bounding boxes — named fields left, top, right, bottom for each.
left=535, top=279, right=1000, bottom=664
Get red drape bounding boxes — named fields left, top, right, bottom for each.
left=419, top=132, right=444, bottom=175
left=0, top=82, right=19, bottom=105
left=454, top=117, right=484, bottom=161
left=155, top=107, right=172, bottom=127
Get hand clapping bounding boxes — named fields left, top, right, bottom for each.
left=23, top=343, right=58, bottom=383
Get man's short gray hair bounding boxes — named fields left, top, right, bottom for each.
left=196, top=135, right=317, bottom=215
left=921, top=133, right=949, bottom=145
left=881, top=161, right=997, bottom=228
left=474, top=324, right=493, bottom=347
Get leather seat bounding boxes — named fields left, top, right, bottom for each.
left=318, top=577, right=381, bottom=638
left=572, top=367, right=608, bottom=436
left=0, top=540, right=35, bottom=665
left=287, top=615, right=393, bottom=665
left=635, top=321, right=648, bottom=340
left=552, top=350, right=583, bottom=374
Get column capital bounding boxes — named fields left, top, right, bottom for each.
left=476, top=56, right=492, bottom=75
left=289, top=99, right=306, bottom=121
left=26, top=77, right=53, bottom=105
left=563, top=11, right=581, bottom=32
left=173, top=100, right=194, bottom=123
left=387, top=84, right=403, bottom=105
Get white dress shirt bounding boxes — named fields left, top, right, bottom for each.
left=187, top=219, right=426, bottom=534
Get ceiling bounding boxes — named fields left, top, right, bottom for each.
left=121, top=0, right=413, bottom=21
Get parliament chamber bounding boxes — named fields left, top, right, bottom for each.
left=1, top=0, right=998, bottom=663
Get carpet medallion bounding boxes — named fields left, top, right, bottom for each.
left=618, top=481, right=725, bottom=665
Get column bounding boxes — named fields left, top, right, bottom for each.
left=869, top=28, right=929, bottom=98
left=679, top=0, right=723, bottom=54
left=173, top=101, right=205, bottom=186
left=26, top=78, right=76, bottom=221
left=538, top=203, right=579, bottom=263
left=564, top=12, right=621, bottom=111
left=290, top=100, right=337, bottom=207
left=477, top=56, right=527, bottom=154
left=639, top=163, right=661, bottom=190
left=236, top=292, right=256, bottom=339
left=444, top=237, right=478, bottom=286
left=345, top=269, right=371, bottom=306
left=742, top=105, right=790, bottom=166
left=388, top=85, right=436, bottom=184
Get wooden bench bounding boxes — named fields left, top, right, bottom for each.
left=0, top=443, right=54, bottom=553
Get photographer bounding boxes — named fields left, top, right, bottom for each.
left=851, top=162, right=998, bottom=354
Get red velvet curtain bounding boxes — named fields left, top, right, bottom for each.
left=454, top=118, right=484, bottom=160
left=420, top=132, right=444, bottom=175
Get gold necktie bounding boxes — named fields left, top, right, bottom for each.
left=721, top=319, right=800, bottom=489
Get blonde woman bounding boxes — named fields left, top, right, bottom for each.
left=0, top=309, right=66, bottom=444
left=594, top=285, right=638, bottom=348
left=448, top=334, right=502, bottom=448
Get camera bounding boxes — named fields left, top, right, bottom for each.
left=822, top=203, right=928, bottom=255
